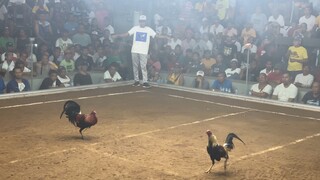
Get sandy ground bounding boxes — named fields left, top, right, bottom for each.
left=0, top=86, right=319, bottom=180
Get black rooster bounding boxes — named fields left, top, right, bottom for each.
left=205, top=130, right=245, bottom=173
left=60, top=100, right=98, bottom=139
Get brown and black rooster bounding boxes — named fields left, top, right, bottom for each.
left=205, top=130, right=245, bottom=173
left=60, top=100, right=98, bottom=139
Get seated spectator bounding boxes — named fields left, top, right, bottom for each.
left=241, top=23, right=256, bottom=45
left=1, top=52, right=16, bottom=75
left=241, top=36, right=257, bottom=54
left=104, top=63, right=122, bottom=83
left=64, top=14, right=79, bottom=35
left=293, top=23, right=311, bottom=38
left=167, top=63, right=184, bottom=86
left=39, top=70, right=64, bottom=90
left=294, top=65, right=314, bottom=88
left=16, top=29, right=30, bottom=53
left=167, top=32, right=182, bottom=50
left=301, top=82, right=320, bottom=106
left=240, top=59, right=260, bottom=82
left=92, top=46, right=107, bottom=71
left=57, top=66, right=72, bottom=87
left=1, top=42, right=18, bottom=61
left=211, top=72, right=233, bottom=93
left=299, top=7, right=316, bottom=32
left=192, top=70, right=209, bottom=90
left=220, top=36, right=237, bottom=63
left=49, top=47, right=63, bottom=65
left=201, top=50, right=216, bottom=76
left=6, top=67, right=31, bottom=93
left=72, top=24, right=92, bottom=47
left=60, top=50, right=75, bottom=73
left=0, top=75, right=5, bottom=94
left=73, top=62, right=92, bottom=86
left=212, top=54, right=227, bottom=77
left=34, top=12, right=53, bottom=45
left=224, top=22, right=238, bottom=38
left=209, top=18, right=224, bottom=36
left=36, top=54, right=58, bottom=77
left=267, top=64, right=283, bottom=87
left=272, top=73, right=298, bottom=102
left=225, top=59, right=241, bottom=79
left=250, top=73, right=273, bottom=98
left=260, top=60, right=274, bottom=76
left=75, top=46, right=94, bottom=71
left=55, top=29, right=73, bottom=53
left=193, top=32, right=208, bottom=57
left=14, top=60, right=31, bottom=76
left=0, top=27, right=15, bottom=53
left=187, top=52, right=201, bottom=73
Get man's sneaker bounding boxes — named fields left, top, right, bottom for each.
left=142, top=83, right=151, bottom=88
left=132, top=81, right=140, bottom=87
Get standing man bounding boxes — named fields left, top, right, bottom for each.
left=113, top=15, right=165, bottom=88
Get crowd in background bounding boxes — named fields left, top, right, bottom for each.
left=0, top=0, right=319, bottom=105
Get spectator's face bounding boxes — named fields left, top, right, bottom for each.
left=82, top=48, right=89, bottom=56
left=39, top=14, right=46, bottom=21
left=218, top=73, right=225, bottom=83
left=139, top=20, right=146, bottom=27
left=204, top=52, right=211, bottom=59
left=81, top=65, right=88, bottom=72
left=266, top=61, right=272, bottom=69
left=59, top=69, right=66, bottom=77
left=109, top=66, right=116, bottom=75
left=54, top=49, right=61, bottom=56
left=19, top=29, right=26, bottom=37
left=281, top=73, right=290, bottom=84
left=14, top=68, right=23, bottom=79
left=65, top=51, right=72, bottom=60
left=20, top=53, right=28, bottom=61
left=312, top=82, right=320, bottom=94
left=258, top=73, right=267, bottom=83
left=304, top=8, right=311, bottom=16
left=293, top=40, right=301, bottom=47
left=42, top=55, right=49, bottom=64
left=192, top=54, right=199, bottom=61
left=303, top=66, right=310, bottom=75
left=230, top=62, right=237, bottom=69
left=216, top=55, right=223, bottom=63
left=50, top=73, right=58, bottom=81
left=6, top=53, right=14, bottom=61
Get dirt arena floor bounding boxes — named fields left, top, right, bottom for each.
left=0, top=85, right=320, bottom=180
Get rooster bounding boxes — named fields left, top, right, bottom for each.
left=205, top=130, right=245, bottom=173
left=60, top=100, right=98, bottom=139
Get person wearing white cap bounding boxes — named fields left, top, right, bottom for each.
left=225, top=58, right=241, bottom=79
left=112, top=15, right=168, bottom=88
left=192, top=70, right=209, bottom=90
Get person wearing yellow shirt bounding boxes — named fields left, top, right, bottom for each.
left=216, top=0, right=229, bottom=20
left=167, top=64, right=184, bottom=86
left=201, top=50, right=217, bottom=75
left=241, top=23, right=257, bottom=45
left=286, top=36, right=308, bottom=79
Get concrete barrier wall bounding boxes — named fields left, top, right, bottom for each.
left=2, top=71, right=310, bottom=103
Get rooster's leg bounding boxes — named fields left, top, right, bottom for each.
left=205, top=161, right=214, bottom=173
left=79, top=128, right=85, bottom=140
left=224, top=154, right=229, bottom=171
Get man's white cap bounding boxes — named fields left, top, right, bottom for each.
left=139, top=15, right=147, bottom=21
left=196, top=70, right=205, bottom=77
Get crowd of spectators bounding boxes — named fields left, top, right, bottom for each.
left=0, top=0, right=319, bottom=106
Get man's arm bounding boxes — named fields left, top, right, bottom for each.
left=112, top=33, right=129, bottom=39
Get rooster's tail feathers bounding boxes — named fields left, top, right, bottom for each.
left=60, top=100, right=81, bottom=120
left=223, top=133, right=245, bottom=151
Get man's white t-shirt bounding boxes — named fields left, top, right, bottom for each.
left=104, top=70, right=122, bottom=82
left=268, top=15, right=285, bottom=27
left=225, top=68, right=241, bottom=77
left=1, top=53, right=17, bottom=61
left=128, top=26, right=156, bottom=55
left=299, top=15, right=316, bottom=31
left=56, top=38, right=73, bottom=52
left=260, top=68, right=274, bottom=76
left=167, top=38, right=182, bottom=50
left=294, top=73, right=314, bottom=88
left=273, top=83, right=298, bottom=102
left=209, top=24, right=224, bottom=35
left=1, top=60, right=15, bottom=71
left=250, top=83, right=272, bottom=95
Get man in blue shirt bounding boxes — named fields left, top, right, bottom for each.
left=6, top=67, right=31, bottom=93
left=211, top=72, right=233, bottom=93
